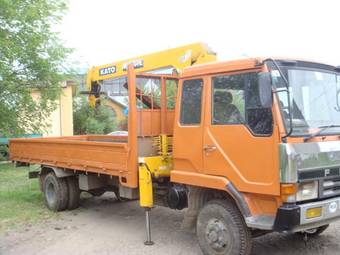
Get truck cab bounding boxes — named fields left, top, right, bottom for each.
left=170, top=58, right=340, bottom=253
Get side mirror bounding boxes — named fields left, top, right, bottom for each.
left=258, top=72, right=273, bottom=108
left=335, top=89, right=340, bottom=112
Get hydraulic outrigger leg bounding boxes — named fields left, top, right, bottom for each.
left=144, top=208, right=154, bottom=245
left=139, top=162, right=155, bottom=245
left=139, top=135, right=173, bottom=245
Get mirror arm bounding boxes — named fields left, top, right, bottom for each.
left=263, top=58, right=289, bottom=89
left=263, top=58, right=293, bottom=140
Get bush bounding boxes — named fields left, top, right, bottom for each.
left=0, top=145, right=8, bottom=161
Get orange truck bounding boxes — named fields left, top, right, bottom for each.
left=9, top=48, right=340, bottom=255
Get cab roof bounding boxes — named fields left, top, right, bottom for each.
left=181, top=57, right=339, bottom=78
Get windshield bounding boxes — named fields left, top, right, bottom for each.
left=272, top=67, right=340, bottom=136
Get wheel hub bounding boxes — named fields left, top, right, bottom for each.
left=205, top=219, right=230, bottom=252
left=46, top=182, right=56, bottom=205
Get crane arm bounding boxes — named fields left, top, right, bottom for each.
left=85, top=42, right=216, bottom=90
left=85, top=43, right=216, bottom=107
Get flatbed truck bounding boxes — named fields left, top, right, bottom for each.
left=9, top=48, right=340, bottom=255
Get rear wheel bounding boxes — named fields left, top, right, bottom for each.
left=66, top=176, right=80, bottom=210
left=197, top=199, right=252, bottom=255
left=43, top=173, right=69, bottom=212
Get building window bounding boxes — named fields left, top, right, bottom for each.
left=180, top=79, right=203, bottom=125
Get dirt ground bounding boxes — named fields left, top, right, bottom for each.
left=1, top=193, right=340, bottom=255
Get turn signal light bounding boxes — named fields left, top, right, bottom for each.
left=281, top=184, right=297, bottom=194
left=281, top=184, right=297, bottom=203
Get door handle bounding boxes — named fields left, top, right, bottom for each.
left=203, top=145, right=217, bottom=152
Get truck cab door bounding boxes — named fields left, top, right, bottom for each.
left=202, top=72, right=280, bottom=195
left=173, top=78, right=205, bottom=173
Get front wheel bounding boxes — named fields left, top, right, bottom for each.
left=197, top=199, right=252, bottom=255
left=297, top=224, right=329, bottom=237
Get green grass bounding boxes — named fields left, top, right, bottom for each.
left=0, top=163, right=54, bottom=233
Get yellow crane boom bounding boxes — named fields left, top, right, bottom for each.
left=85, top=43, right=217, bottom=107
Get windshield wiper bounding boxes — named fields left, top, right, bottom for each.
left=304, top=125, right=340, bottom=142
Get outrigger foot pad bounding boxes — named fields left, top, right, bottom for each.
left=144, top=241, right=154, bottom=246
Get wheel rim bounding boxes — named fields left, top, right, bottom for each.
left=304, top=228, right=318, bottom=234
left=205, top=218, right=231, bottom=253
left=46, top=181, right=56, bottom=205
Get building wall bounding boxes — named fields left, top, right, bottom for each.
left=105, top=100, right=125, bottom=121
left=59, top=83, right=73, bottom=136
left=31, top=82, right=74, bottom=137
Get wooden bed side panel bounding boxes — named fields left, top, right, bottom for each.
left=9, top=138, right=130, bottom=177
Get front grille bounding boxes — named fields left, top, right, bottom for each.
left=320, top=177, right=340, bottom=199
left=298, top=167, right=340, bottom=180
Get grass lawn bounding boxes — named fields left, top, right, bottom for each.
left=0, top=163, right=54, bottom=233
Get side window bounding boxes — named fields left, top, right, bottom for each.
left=212, top=73, right=273, bottom=135
left=212, top=75, right=245, bottom=124
left=180, top=79, right=203, bottom=125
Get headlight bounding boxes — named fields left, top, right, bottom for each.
left=296, top=181, right=318, bottom=201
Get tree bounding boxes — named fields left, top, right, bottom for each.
left=73, top=96, right=117, bottom=135
left=0, top=0, right=72, bottom=136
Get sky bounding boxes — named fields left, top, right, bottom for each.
left=59, top=0, right=340, bottom=71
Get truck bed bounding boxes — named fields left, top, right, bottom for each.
left=9, top=135, right=130, bottom=177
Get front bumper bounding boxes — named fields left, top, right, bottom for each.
left=274, top=196, right=340, bottom=232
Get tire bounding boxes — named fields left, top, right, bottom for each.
left=66, top=176, right=80, bottom=210
left=43, top=173, right=69, bottom=212
left=197, top=199, right=252, bottom=255
left=88, top=188, right=106, bottom=197
left=297, top=224, right=329, bottom=237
